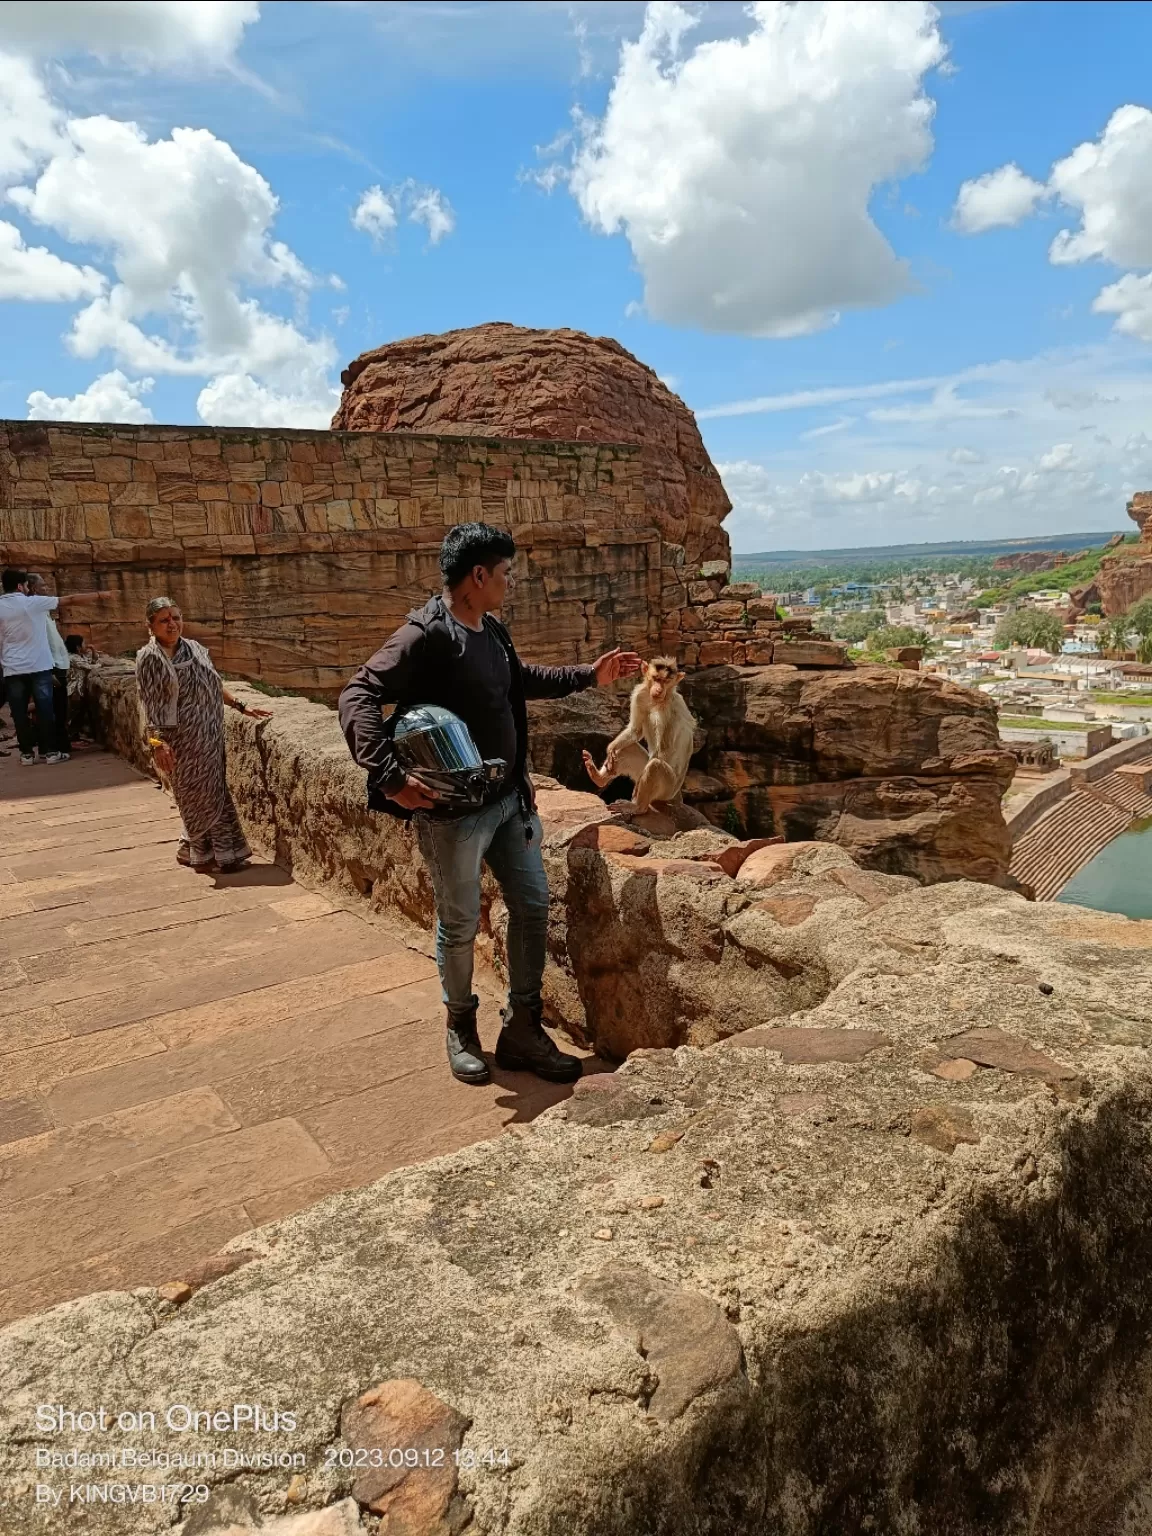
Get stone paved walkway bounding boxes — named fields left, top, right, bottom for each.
left=0, top=747, right=586, bottom=1325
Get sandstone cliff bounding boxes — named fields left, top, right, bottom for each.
left=333, top=323, right=731, bottom=567
left=527, top=663, right=1016, bottom=888
left=1097, top=493, right=1152, bottom=615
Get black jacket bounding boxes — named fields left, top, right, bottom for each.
left=338, top=595, right=596, bottom=819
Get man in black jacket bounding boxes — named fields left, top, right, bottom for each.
left=339, top=523, right=641, bottom=1086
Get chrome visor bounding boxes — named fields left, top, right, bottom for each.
left=393, top=705, right=483, bottom=773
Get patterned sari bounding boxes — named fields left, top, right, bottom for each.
left=135, top=637, right=251, bottom=869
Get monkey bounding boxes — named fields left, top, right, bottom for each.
left=582, top=656, right=696, bottom=813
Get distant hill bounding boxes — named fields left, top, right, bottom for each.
left=733, top=532, right=1126, bottom=569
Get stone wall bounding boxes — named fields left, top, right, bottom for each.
left=0, top=420, right=663, bottom=698
left=83, top=659, right=1011, bottom=1051
left=8, top=674, right=1152, bottom=1533
left=660, top=559, right=847, bottom=670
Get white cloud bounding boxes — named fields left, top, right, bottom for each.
left=26, top=369, right=154, bottom=422
left=1045, top=387, right=1117, bottom=410
left=407, top=185, right=454, bottom=245
left=0, top=52, right=63, bottom=182
left=866, top=382, right=1018, bottom=424
left=952, top=162, right=1046, bottom=233
left=4, top=51, right=447, bottom=428
left=722, top=442, right=1123, bottom=550
left=352, top=185, right=397, bottom=241
left=698, top=372, right=946, bottom=421
left=0, top=218, right=103, bottom=300
left=10, top=118, right=310, bottom=321
left=1038, top=442, right=1078, bottom=471
left=1047, top=105, right=1152, bottom=269
left=0, top=2, right=259, bottom=69
left=712, top=344, right=1152, bottom=550
left=800, top=416, right=854, bottom=441
left=196, top=372, right=338, bottom=430
left=1093, top=271, right=1152, bottom=342
left=562, top=0, right=946, bottom=336
left=352, top=180, right=455, bottom=247
left=5, top=79, right=338, bottom=427
left=956, top=105, right=1152, bottom=342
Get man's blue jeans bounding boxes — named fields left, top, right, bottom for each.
left=5, top=670, right=55, bottom=757
left=414, top=792, right=549, bottom=1018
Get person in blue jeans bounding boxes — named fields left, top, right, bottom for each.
left=339, top=523, right=641, bottom=1086
left=0, top=569, right=110, bottom=765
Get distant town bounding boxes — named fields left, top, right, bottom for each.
left=735, top=529, right=1152, bottom=771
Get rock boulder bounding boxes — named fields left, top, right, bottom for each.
left=1097, top=492, right=1152, bottom=615
left=6, top=883, right=1152, bottom=1536
left=333, top=322, right=731, bottom=566
left=528, top=663, right=1016, bottom=887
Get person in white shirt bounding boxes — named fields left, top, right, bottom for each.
left=0, top=569, right=111, bottom=765
left=28, top=573, right=74, bottom=759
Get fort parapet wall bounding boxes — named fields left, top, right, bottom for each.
left=0, top=420, right=665, bottom=697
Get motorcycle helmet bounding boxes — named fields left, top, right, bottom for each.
left=392, top=704, right=506, bottom=810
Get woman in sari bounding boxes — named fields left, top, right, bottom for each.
left=136, top=597, right=270, bottom=872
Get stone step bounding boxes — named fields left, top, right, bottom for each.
left=1010, top=789, right=1131, bottom=900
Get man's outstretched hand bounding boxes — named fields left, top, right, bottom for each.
left=592, top=647, right=644, bottom=687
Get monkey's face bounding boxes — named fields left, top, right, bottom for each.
left=645, top=662, right=683, bottom=704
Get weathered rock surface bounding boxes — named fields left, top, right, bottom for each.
left=184, top=1497, right=361, bottom=1534
left=1097, top=492, right=1152, bottom=615
left=529, top=663, right=1016, bottom=887
left=576, top=1263, right=744, bottom=1421
left=5, top=882, right=1152, bottom=1534
left=333, top=323, right=731, bottom=568
left=340, top=1379, right=471, bottom=1529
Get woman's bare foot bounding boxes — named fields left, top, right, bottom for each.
left=582, top=749, right=612, bottom=789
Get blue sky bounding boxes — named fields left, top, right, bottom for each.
left=3, top=1, right=1152, bottom=550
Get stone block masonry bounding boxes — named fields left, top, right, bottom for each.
left=0, top=421, right=662, bottom=700
left=660, top=553, right=848, bottom=670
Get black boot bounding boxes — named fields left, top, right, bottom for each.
left=495, top=1002, right=582, bottom=1083
left=446, top=997, right=490, bottom=1085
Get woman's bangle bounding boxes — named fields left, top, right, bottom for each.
left=233, top=700, right=247, bottom=714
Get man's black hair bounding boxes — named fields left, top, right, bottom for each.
left=65, top=635, right=86, bottom=654
left=439, top=523, right=516, bottom=589
left=1, top=569, right=28, bottom=593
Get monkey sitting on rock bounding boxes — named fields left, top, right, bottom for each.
left=582, top=656, right=696, bottom=813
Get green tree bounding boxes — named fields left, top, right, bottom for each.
left=865, top=624, right=930, bottom=652
left=832, top=609, right=886, bottom=643
left=1127, top=597, right=1152, bottom=637
left=992, top=608, right=1065, bottom=655
left=1097, top=617, right=1131, bottom=655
